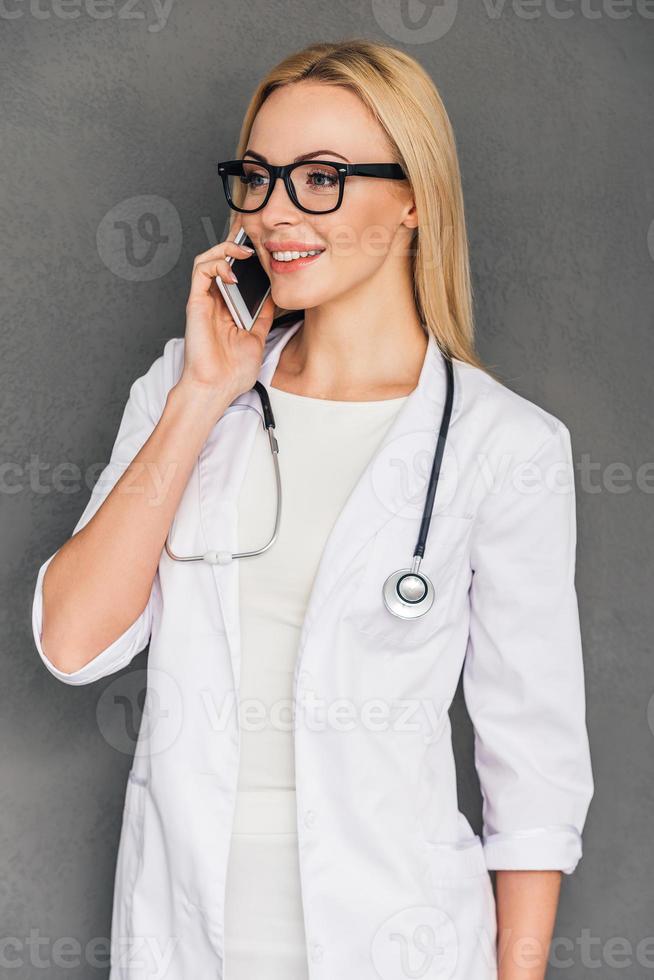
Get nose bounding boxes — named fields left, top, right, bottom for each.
left=261, top=173, right=300, bottom=223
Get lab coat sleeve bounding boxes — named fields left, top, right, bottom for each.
left=462, top=420, right=594, bottom=874
left=31, top=339, right=179, bottom=686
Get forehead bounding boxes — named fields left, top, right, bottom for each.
left=247, top=82, right=392, bottom=163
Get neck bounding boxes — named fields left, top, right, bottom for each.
left=272, top=272, right=428, bottom=401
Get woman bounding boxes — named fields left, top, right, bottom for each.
left=32, top=39, right=594, bottom=980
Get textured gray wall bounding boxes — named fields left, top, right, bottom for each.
left=4, top=2, right=653, bottom=977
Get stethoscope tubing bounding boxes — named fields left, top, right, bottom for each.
left=164, top=347, right=455, bottom=623
left=413, top=354, right=454, bottom=560
left=163, top=387, right=282, bottom=564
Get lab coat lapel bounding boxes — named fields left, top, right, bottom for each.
left=298, top=328, right=449, bottom=636
left=197, top=318, right=304, bottom=685
left=197, top=318, right=450, bottom=685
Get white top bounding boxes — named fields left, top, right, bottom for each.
left=224, top=383, right=409, bottom=976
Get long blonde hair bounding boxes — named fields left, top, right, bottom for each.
left=234, top=38, right=486, bottom=371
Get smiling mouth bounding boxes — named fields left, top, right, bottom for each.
left=269, top=250, right=325, bottom=273
left=270, top=247, right=324, bottom=260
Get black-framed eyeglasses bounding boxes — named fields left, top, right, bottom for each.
left=217, top=158, right=407, bottom=215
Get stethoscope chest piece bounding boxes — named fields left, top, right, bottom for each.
left=382, top=568, right=435, bottom=620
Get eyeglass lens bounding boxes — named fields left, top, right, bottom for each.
left=228, top=161, right=340, bottom=212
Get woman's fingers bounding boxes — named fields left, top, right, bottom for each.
left=187, top=242, right=255, bottom=304
left=192, top=238, right=254, bottom=269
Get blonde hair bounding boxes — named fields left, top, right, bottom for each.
left=233, top=38, right=487, bottom=372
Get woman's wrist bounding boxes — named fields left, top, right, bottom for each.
left=166, top=377, right=236, bottom=431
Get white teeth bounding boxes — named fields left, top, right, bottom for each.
left=271, top=249, right=323, bottom=261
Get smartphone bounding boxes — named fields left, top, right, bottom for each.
left=216, top=226, right=271, bottom=331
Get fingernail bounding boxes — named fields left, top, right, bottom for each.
left=228, top=271, right=238, bottom=283
left=240, top=245, right=255, bottom=253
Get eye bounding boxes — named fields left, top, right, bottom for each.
left=241, top=171, right=268, bottom=189
left=305, top=167, right=339, bottom=190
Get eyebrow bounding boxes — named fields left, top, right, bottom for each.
left=244, top=148, right=351, bottom=164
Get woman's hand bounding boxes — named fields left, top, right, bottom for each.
left=180, top=226, right=276, bottom=403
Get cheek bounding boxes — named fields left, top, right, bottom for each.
left=266, top=199, right=399, bottom=307
left=328, top=206, right=397, bottom=279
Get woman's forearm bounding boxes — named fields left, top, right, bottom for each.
left=40, top=380, right=232, bottom=674
left=495, top=870, right=562, bottom=980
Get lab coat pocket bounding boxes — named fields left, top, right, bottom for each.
left=423, top=834, right=488, bottom=884
left=345, top=513, right=474, bottom=651
left=421, top=835, right=497, bottom=977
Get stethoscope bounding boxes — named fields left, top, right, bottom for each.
left=164, top=350, right=454, bottom=621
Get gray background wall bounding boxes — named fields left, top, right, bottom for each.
left=3, top=2, right=653, bottom=977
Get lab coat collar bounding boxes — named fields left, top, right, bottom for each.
left=197, top=316, right=457, bottom=682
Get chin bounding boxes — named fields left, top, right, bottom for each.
left=271, top=285, right=327, bottom=309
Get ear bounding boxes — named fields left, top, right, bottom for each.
left=401, top=198, right=419, bottom=230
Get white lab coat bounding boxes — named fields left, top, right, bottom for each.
left=32, top=318, right=594, bottom=980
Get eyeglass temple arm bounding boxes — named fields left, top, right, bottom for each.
left=343, top=164, right=406, bottom=179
